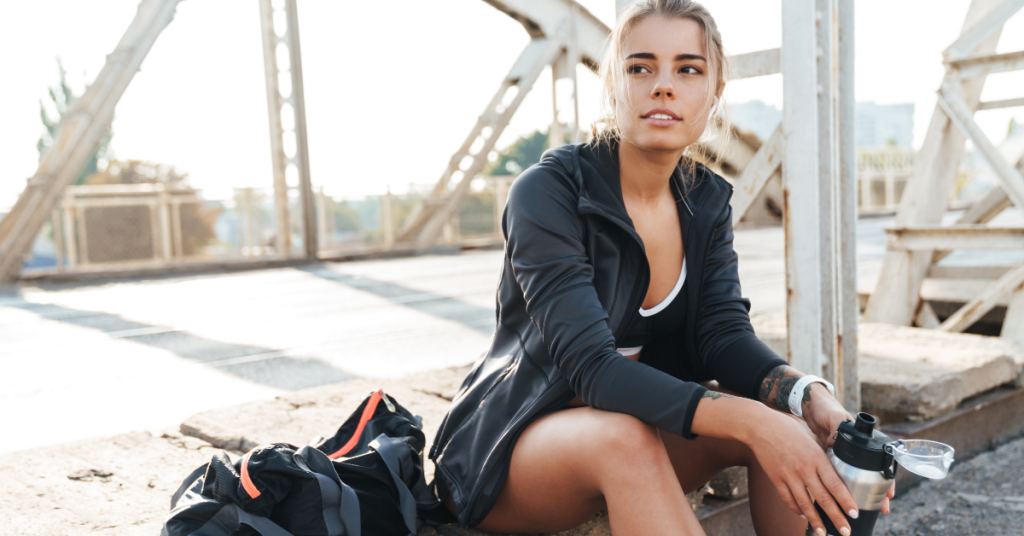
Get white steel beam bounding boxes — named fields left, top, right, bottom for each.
left=258, top=0, right=291, bottom=258
left=0, top=0, right=183, bottom=283
left=285, top=0, right=317, bottom=259
left=915, top=301, right=942, bottom=329
left=731, top=125, right=783, bottom=225
left=837, top=0, right=859, bottom=411
left=937, top=85, right=1024, bottom=211
left=978, top=97, right=1024, bottom=109
left=731, top=48, right=781, bottom=80
left=782, top=0, right=824, bottom=376
left=1001, top=286, right=1024, bottom=343
left=943, top=0, right=1024, bottom=60
left=949, top=49, right=1024, bottom=80
left=887, top=225, right=1024, bottom=251
left=940, top=262, right=1024, bottom=332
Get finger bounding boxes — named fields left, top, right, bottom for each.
left=882, top=496, right=890, bottom=515
left=806, top=472, right=852, bottom=535
left=887, top=481, right=896, bottom=499
left=819, top=463, right=860, bottom=521
left=774, top=482, right=803, bottom=518
left=790, top=482, right=827, bottom=536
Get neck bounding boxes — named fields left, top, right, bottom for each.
left=617, top=139, right=684, bottom=206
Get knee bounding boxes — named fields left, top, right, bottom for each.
left=592, top=412, right=665, bottom=466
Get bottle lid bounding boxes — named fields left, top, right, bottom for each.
left=832, top=413, right=895, bottom=473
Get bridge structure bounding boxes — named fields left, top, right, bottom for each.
left=0, top=0, right=860, bottom=409
left=863, top=0, right=1024, bottom=345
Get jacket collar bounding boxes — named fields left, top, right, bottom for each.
left=571, top=139, right=730, bottom=230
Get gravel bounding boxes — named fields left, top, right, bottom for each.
left=875, top=434, right=1024, bottom=536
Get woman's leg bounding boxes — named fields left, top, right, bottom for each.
left=661, top=431, right=809, bottom=536
left=475, top=406, right=704, bottom=536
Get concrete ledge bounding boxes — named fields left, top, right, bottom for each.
left=750, top=314, right=1022, bottom=421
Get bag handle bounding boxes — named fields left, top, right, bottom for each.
left=180, top=503, right=293, bottom=536
left=295, top=446, right=361, bottom=536
left=170, top=464, right=208, bottom=509
left=371, top=434, right=440, bottom=535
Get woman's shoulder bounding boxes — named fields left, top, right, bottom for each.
left=506, top=144, right=582, bottom=202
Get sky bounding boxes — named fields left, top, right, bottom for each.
left=2, top=0, right=1023, bottom=208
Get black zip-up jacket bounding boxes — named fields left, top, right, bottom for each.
left=429, top=141, right=787, bottom=528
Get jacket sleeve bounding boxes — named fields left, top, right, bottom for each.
left=695, top=204, right=788, bottom=400
left=504, top=162, right=708, bottom=439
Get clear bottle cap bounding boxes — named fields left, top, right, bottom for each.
left=886, top=440, right=955, bottom=479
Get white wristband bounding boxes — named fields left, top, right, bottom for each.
left=788, top=375, right=835, bottom=418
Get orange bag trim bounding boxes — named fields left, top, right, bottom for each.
left=328, top=389, right=383, bottom=459
left=240, top=450, right=262, bottom=499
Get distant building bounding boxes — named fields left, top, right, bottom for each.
left=728, top=100, right=914, bottom=148
left=728, top=100, right=782, bottom=142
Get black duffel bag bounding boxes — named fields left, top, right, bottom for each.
left=162, top=389, right=441, bottom=536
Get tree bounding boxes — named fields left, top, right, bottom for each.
left=484, top=129, right=571, bottom=176
left=37, top=58, right=112, bottom=185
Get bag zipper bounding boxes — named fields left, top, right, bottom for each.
left=327, top=389, right=384, bottom=459
left=240, top=450, right=261, bottom=499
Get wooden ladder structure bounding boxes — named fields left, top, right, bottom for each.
left=864, top=0, right=1024, bottom=344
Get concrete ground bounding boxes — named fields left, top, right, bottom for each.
left=0, top=217, right=894, bottom=454
left=1, top=211, right=1019, bottom=455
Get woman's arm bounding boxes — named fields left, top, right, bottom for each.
left=691, top=389, right=860, bottom=536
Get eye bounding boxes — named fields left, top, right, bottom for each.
left=679, top=65, right=703, bottom=75
left=626, top=64, right=650, bottom=75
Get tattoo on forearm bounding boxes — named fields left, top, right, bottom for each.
left=701, top=390, right=736, bottom=401
left=758, top=365, right=805, bottom=414
left=802, top=384, right=813, bottom=404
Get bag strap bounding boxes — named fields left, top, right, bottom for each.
left=295, top=446, right=361, bottom=536
left=170, top=464, right=208, bottom=509
left=370, top=434, right=440, bottom=535
left=186, top=503, right=293, bottom=536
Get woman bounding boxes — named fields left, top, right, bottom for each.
left=429, top=2, right=892, bottom=535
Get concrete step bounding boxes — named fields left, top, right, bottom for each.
left=751, top=314, right=1024, bottom=421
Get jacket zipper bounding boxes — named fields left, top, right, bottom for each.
left=576, top=204, right=649, bottom=340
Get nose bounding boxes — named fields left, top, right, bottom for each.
left=652, top=72, right=674, bottom=99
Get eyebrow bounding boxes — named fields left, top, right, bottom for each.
left=625, top=52, right=707, bottom=62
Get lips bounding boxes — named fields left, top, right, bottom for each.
left=642, top=108, right=681, bottom=127
left=642, top=108, right=680, bottom=120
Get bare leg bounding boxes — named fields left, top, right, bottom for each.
left=661, top=431, right=808, bottom=536
left=475, top=406, right=705, bottom=536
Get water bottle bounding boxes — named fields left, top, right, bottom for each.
left=814, top=413, right=955, bottom=536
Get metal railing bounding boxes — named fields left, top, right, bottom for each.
left=22, top=176, right=516, bottom=276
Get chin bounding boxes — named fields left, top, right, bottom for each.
left=627, top=133, right=691, bottom=153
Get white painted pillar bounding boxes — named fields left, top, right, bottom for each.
left=782, top=0, right=824, bottom=376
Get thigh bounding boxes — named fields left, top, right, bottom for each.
left=472, top=406, right=616, bottom=534
left=660, top=429, right=753, bottom=494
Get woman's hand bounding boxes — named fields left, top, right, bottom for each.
left=746, top=410, right=860, bottom=536
left=802, top=383, right=854, bottom=449
left=803, top=384, right=896, bottom=515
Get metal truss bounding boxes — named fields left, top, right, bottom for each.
left=0, top=0, right=184, bottom=283
left=864, top=0, right=1024, bottom=345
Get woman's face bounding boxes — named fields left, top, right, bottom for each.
left=614, top=16, right=715, bottom=153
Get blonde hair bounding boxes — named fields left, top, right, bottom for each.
left=592, top=0, right=729, bottom=171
